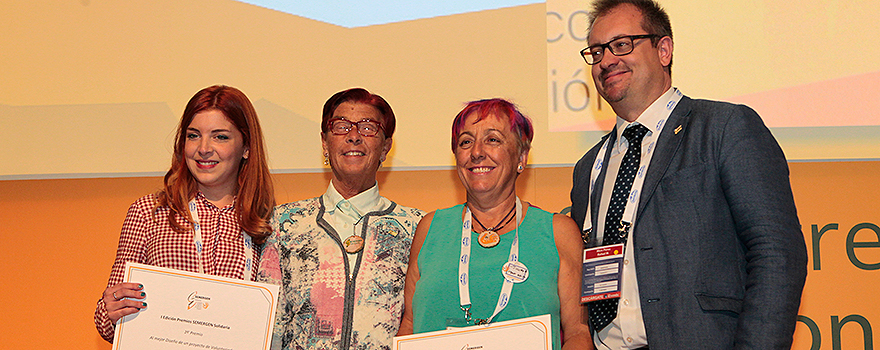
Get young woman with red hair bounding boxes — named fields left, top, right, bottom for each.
left=94, top=85, right=275, bottom=342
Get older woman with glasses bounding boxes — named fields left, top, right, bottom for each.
left=397, top=99, right=592, bottom=350
left=258, top=88, right=424, bottom=350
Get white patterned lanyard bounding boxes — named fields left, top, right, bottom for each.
left=458, top=197, right=522, bottom=325
left=581, top=89, right=681, bottom=243
left=189, top=199, right=254, bottom=280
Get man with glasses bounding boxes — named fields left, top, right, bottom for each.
left=569, top=1, right=807, bottom=349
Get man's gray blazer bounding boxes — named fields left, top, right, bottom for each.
left=570, top=96, right=808, bottom=349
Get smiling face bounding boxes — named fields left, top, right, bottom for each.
left=454, top=112, right=527, bottom=198
left=184, top=109, right=248, bottom=198
left=588, top=4, right=672, bottom=119
left=322, top=101, right=392, bottom=194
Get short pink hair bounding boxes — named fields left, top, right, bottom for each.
left=451, top=98, right=534, bottom=153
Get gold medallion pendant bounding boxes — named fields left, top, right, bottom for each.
left=478, top=230, right=500, bottom=248
left=343, top=235, right=364, bottom=253
left=469, top=202, right=516, bottom=249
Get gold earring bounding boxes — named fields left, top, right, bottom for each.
left=517, top=164, right=524, bottom=172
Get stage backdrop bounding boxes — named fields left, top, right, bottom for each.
left=2, top=0, right=878, bottom=180
left=0, top=1, right=877, bottom=349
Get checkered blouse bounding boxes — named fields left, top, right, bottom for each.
left=94, top=192, right=260, bottom=342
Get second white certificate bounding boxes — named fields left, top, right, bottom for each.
left=112, top=262, right=279, bottom=350
left=392, top=314, right=552, bottom=350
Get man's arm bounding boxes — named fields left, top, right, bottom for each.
left=716, top=104, right=808, bottom=349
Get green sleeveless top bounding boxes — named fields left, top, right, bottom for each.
left=413, top=204, right=561, bottom=350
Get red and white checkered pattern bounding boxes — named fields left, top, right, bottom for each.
left=94, top=192, right=259, bottom=342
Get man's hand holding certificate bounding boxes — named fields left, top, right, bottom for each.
left=112, top=263, right=279, bottom=350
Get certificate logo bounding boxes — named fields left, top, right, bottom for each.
left=187, top=291, right=211, bottom=310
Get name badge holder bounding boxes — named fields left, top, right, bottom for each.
left=578, top=89, right=681, bottom=303
left=579, top=122, right=657, bottom=303
left=189, top=199, right=254, bottom=280
left=581, top=243, right=625, bottom=303
left=450, top=198, right=526, bottom=328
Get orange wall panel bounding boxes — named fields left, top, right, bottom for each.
left=1, top=162, right=878, bottom=349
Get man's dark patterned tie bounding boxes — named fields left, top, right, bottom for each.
left=588, top=123, right=649, bottom=332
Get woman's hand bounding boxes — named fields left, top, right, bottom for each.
left=102, top=282, right=147, bottom=324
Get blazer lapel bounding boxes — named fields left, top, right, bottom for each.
left=590, top=129, right=616, bottom=246
left=635, top=96, right=693, bottom=220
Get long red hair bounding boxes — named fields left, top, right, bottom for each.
left=157, top=85, right=275, bottom=243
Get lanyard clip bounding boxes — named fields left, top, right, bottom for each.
left=614, top=220, right=632, bottom=243
left=618, top=220, right=632, bottom=233
left=460, top=305, right=472, bottom=323
left=581, top=227, right=593, bottom=245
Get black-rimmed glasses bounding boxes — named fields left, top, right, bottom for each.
left=327, top=117, right=385, bottom=137
left=580, top=34, right=660, bottom=65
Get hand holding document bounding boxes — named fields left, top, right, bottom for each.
left=112, top=263, right=279, bottom=350
left=392, top=314, right=552, bottom=350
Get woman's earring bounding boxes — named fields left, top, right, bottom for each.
left=517, top=164, right=524, bottom=172
left=324, top=153, right=330, bottom=165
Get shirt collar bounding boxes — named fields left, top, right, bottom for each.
left=614, top=87, right=679, bottom=146
left=195, top=191, right=235, bottom=210
left=322, top=180, right=383, bottom=219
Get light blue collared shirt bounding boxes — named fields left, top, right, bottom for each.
left=322, top=180, right=392, bottom=271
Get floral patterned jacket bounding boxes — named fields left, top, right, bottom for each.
left=258, top=196, right=424, bottom=350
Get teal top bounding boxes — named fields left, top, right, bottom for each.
left=413, top=204, right=562, bottom=350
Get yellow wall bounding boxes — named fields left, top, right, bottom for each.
left=1, top=162, right=878, bottom=349
left=4, top=0, right=879, bottom=180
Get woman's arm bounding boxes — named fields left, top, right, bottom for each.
left=95, top=197, right=152, bottom=342
left=553, top=214, right=594, bottom=350
left=397, top=211, right=434, bottom=336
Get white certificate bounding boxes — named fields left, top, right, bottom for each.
left=392, top=314, right=552, bottom=350
left=112, top=262, right=279, bottom=350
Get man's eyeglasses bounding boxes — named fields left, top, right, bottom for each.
left=327, top=117, right=385, bottom=137
left=580, top=34, right=660, bottom=65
